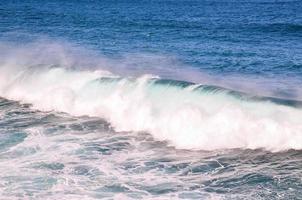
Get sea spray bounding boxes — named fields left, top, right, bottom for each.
left=1, top=64, right=302, bottom=151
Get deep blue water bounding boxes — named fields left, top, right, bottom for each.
left=1, top=0, right=302, bottom=75
left=0, top=0, right=302, bottom=199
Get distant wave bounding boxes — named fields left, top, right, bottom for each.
left=249, top=23, right=302, bottom=35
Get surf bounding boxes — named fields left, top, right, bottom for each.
left=1, top=60, right=302, bottom=152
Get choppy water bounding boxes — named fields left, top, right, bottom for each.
left=0, top=0, right=302, bottom=199
left=1, top=97, right=302, bottom=199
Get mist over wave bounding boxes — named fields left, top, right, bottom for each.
left=1, top=41, right=302, bottom=152
left=1, top=0, right=302, bottom=198
left=1, top=38, right=301, bottom=99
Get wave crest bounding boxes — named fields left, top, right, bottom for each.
left=1, top=63, right=302, bottom=152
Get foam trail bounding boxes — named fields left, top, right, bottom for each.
left=1, top=62, right=302, bottom=152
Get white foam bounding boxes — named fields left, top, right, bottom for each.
left=1, top=63, right=302, bottom=152
left=1, top=42, right=302, bottom=152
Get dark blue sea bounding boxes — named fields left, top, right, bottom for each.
left=0, top=0, right=302, bottom=199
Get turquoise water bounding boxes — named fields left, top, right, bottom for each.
left=0, top=0, right=302, bottom=199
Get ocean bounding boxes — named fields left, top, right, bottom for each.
left=0, top=0, right=302, bottom=199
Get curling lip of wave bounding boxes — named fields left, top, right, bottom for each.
left=0, top=66, right=302, bottom=152
left=143, top=78, right=302, bottom=108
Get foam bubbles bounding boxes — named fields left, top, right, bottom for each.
left=1, top=41, right=302, bottom=152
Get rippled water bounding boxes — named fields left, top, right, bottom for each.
left=1, top=0, right=302, bottom=78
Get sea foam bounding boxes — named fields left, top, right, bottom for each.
left=1, top=42, right=302, bottom=152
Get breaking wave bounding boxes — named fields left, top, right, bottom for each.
left=1, top=41, right=302, bottom=152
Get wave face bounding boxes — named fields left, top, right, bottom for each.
left=1, top=60, right=302, bottom=152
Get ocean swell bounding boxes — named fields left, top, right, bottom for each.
left=1, top=41, right=302, bottom=152
left=1, top=61, right=302, bottom=152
